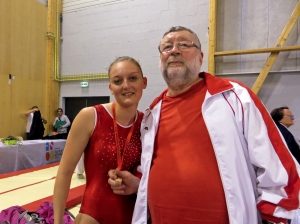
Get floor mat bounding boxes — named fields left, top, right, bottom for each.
left=0, top=163, right=85, bottom=211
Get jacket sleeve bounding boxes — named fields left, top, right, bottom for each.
left=238, top=84, right=300, bottom=222
left=63, top=115, right=71, bottom=128
left=53, top=117, right=58, bottom=127
left=132, top=165, right=142, bottom=179
left=280, top=129, right=300, bottom=164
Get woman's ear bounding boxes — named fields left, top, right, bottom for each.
left=109, top=84, right=114, bottom=95
left=143, top=77, right=148, bottom=89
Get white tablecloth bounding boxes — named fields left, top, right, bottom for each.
left=0, top=139, right=66, bottom=174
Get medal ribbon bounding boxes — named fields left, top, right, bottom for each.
left=112, top=102, right=136, bottom=170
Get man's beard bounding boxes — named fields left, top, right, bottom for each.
left=159, top=55, right=201, bottom=89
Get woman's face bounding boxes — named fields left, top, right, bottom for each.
left=109, top=60, right=147, bottom=108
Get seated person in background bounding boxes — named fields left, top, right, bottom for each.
left=53, top=108, right=71, bottom=139
left=25, top=106, right=47, bottom=140
left=271, top=106, right=300, bottom=164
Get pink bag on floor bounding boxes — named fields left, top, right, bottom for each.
left=0, top=205, right=44, bottom=224
left=0, top=202, right=74, bottom=224
left=35, top=201, right=74, bottom=224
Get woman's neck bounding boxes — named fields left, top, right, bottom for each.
left=112, top=103, right=137, bottom=126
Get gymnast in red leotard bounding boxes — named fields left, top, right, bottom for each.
left=53, top=56, right=147, bottom=224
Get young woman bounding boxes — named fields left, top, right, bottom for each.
left=53, top=56, right=147, bottom=224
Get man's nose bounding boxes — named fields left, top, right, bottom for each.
left=170, top=44, right=181, bottom=55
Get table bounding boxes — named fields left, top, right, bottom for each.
left=0, top=139, right=66, bottom=174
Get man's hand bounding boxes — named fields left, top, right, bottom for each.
left=108, top=169, right=140, bottom=195
left=41, top=116, right=47, bottom=124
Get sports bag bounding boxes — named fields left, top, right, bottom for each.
left=0, top=202, right=74, bottom=224
left=0, top=205, right=45, bottom=224
left=35, top=201, right=74, bottom=224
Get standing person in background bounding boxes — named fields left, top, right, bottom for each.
left=108, top=26, right=300, bottom=224
left=53, top=108, right=71, bottom=139
left=271, top=106, right=300, bottom=164
left=74, top=154, right=85, bottom=179
left=53, top=56, right=147, bottom=224
left=25, top=106, right=47, bottom=140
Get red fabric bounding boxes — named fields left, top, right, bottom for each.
left=132, top=166, right=142, bottom=179
left=148, top=80, right=229, bottom=224
left=147, top=72, right=300, bottom=221
left=80, top=105, right=143, bottom=224
left=260, top=209, right=287, bottom=223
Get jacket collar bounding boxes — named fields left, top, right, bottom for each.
left=200, top=72, right=233, bottom=95
left=149, top=72, right=234, bottom=109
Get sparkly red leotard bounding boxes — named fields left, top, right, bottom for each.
left=79, top=104, right=143, bottom=224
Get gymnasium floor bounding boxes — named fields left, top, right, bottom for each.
left=3, top=162, right=300, bottom=223
left=0, top=162, right=85, bottom=218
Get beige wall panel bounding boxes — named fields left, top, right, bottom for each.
left=15, top=77, right=46, bottom=139
left=0, top=0, right=12, bottom=138
left=0, top=0, right=49, bottom=139
left=29, top=1, right=47, bottom=82
left=11, top=0, right=30, bottom=79
left=47, top=81, right=60, bottom=132
left=0, top=0, right=12, bottom=76
left=0, top=74, right=12, bottom=138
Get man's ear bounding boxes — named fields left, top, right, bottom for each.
left=199, top=52, right=204, bottom=66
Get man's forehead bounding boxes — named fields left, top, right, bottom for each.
left=283, top=109, right=292, bottom=114
left=162, top=31, right=196, bottom=42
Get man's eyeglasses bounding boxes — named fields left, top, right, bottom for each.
left=284, top=115, right=294, bottom=119
left=158, top=41, right=200, bottom=53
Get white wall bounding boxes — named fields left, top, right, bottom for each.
left=60, top=0, right=300, bottom=136
left=216, top=0, right=300, bottom=74
left=215, top=0, right=300, bottom=137
left=60, top=0, right=209, bottom=111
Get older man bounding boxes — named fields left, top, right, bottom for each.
left=271, top=106, right=300, bottom=164
left=109, top=26, right=300, bottom=224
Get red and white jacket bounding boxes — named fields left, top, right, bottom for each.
left=132, top=72, right=300, bottom=224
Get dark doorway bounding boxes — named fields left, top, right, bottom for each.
left=65, top=96, right=110, bottom=128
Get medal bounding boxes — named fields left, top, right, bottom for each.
left=112, top=102, right=136, bottom=182
left=115, top=178, right=123, bottom=183
left=113, top=171, right=123, bottom=183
